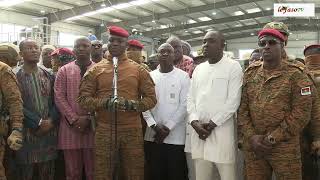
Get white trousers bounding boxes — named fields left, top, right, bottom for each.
left=195, top=159, right=236, bottom=180
left=186, top=153, right=196, bottom=180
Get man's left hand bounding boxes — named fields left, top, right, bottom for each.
left=73, top=116, right=90, bottom=132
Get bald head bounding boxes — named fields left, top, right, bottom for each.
left=158, top=43, right=174, bottom=52
left=166, top=36, right=183, bottom=63
left=74, top=37, right=91, bottom=61
left=74, top=37, right=91, bottom=47
left=202, top=31, right=225, bottom=63
left=157, top=43, right=175, bottom=71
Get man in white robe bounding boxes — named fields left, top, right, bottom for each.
left=187, top=31, right=243, bottom=180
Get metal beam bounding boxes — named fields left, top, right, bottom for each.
left=46, top=0, right=131, bottom=23
left=181, top=18, right=320, bottom=41
left=143, top=7, right=320, bottom=37
left=113, top=0, right=265, bottom=27
left=143, top=9, right=273, bottom=37
left=188, top=24, right=320, bottom=47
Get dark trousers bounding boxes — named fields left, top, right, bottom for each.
left=144, top=141, right=188, bottom=180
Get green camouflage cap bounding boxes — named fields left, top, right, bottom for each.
left=263, top=22, right=289, bottom=36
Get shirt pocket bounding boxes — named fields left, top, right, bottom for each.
left=212, top=77, right=229, bottom=100
left=166, top=83, right=180, bottom=104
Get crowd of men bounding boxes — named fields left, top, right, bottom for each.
left=0, top=21, right=319, bottom=180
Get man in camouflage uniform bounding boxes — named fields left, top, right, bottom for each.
left=238, top=29, right=314, bottom=180
left=304, top=44, right=320, bottom=179
left=78, top=26, right=156, bottom=180
left=127, top=39, right=151, bottom=71
left=264, top=22, right=320, bottom=180
left=0, top=61, right=24, bottom=180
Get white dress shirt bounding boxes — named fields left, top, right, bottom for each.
left=187, top=54, right=243, bottom=163
left=143, top=67, right=190, bottom=145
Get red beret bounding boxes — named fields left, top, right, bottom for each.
left=108, top=26, right=129, bottom=38
left=304, top=44, right=320, bottom=55
left=50, top=48, right=74, bottom=56
left=258, top=28, right=285, bottom=42
left=128, top=39, right=144, bottom=49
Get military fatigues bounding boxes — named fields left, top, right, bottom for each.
left=238, top=60, right=313, bottom=180
left=0, top=62, right=23, bottom=180
left=78, top=54, right=156, bottom=180
left=303, top=55, right=320, bottom=179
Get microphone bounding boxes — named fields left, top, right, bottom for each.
left=112, top=57, right=118, bottom=99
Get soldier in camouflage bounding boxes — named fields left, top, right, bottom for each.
left=304, top=44, right=320, bottom=179
left=238, top=29, right=314, bottom=180
left=127, top=39, right=151, bottom=72
left=0, top=61, right=24, bottom=180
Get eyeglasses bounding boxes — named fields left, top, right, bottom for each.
left=92, top=44, right=102, bottom=48
left=258, top=39, right=282, bottom=47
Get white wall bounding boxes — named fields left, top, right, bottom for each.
left=193, top=31, right=319, bottom=59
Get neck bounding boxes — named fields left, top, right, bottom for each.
left=208, top=53, right=223, bottom=64
left=160, top=65, right=174, bottom=73
left=91, top=54, right=102, bottom=60
left=23, top=61, right=38, bottom=72
left=76, top=58, right=90, bottom=66
left=263, top=58, right=281, bottom=70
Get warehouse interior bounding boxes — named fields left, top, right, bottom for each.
left=0, top=0, right=318, bottom=59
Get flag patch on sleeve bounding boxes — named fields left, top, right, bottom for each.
left=301, top=86, right=311, bottom=95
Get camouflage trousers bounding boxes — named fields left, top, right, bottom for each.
left=244, top=137, right=302, bottom=180
left=95, top=125, right=144, bottom=180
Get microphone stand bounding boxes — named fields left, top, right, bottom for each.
left=110, top=56, right=120, bottom=180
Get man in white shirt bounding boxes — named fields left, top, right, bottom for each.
left=188, top=31, right=243, bottom=180
left=143, top=43, right=190, bottom=180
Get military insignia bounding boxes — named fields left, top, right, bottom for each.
left=170, top=93, right=175, bottom=99
left=301, top=86, right=311, bottom=95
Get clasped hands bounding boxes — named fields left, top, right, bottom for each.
left=191, top=120, right=217, bottom=140
left=249, top=135, right=273, bottom=158
left=104, top=96, right=137, bottom=112
left=152, top=124, right=170, bottom=144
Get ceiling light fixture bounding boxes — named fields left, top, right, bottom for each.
left=0, top=0, right=31, bottom=7
left=250, top=32, right=255, bottom=36
left=234, top=11, right=244, bottom=16
left=65, top=0, right=158, bottom=22
left=246, top=8, right=261, bottom=14
left=212, top=12, right=217, bottom=15
left=266, top=7, right=271, bottom=10
left=198, top=17, right=212, bottom=21
left=188, top=19, right=197, bottom=24
left=40, top=10, right=45, bottom=14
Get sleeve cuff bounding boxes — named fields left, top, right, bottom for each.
left=165, top=120, right=176, bottom=130
left=189, top=113, right=199, bottom=123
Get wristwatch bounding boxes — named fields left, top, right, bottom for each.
left=267, top=134, right=276, bottom=145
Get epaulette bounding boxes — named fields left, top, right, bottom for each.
left=244, top=60, right=262, bottom=72
left=286, top=60, right=305, bottom=72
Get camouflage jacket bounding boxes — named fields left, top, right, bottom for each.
left=0, top=61, right=23, bottom=129
left=238, top=60, right=313, bottom=145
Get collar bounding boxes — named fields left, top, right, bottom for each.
left=107, top=53, right=128, bottom=63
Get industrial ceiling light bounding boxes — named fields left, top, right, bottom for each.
left=0, top=0, right=31, bottom=7
left=40, top=10, right=45, bottom=14
left=234, top=11, right=244, bottom=16
left=198, top=17, right=211, bottom=21
left=212, top=12, right=217, bottom=15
